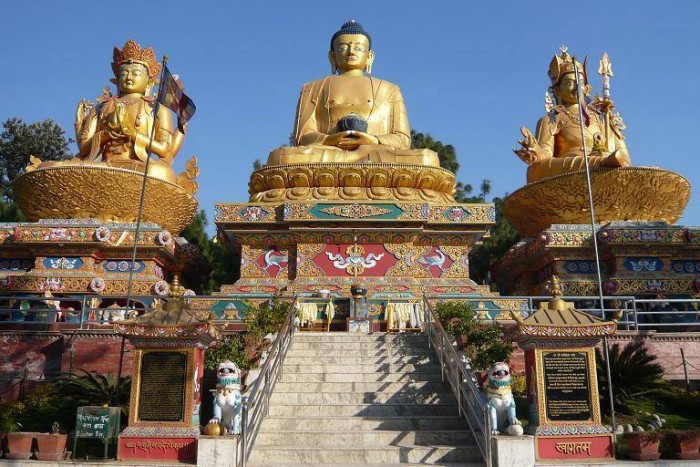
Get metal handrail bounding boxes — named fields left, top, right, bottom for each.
left=238, top=296, right=298, bottom=467
left=422, top=297, right=492, bottom=467
left=1, top=293, right=699, bottom=333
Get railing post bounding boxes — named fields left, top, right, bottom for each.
left=240, top=396, right=248, bottom=467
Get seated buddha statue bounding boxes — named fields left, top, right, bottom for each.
left=267, top=20, right=439, bottom=167
left=69, top=40, right=185, bottom=183
left=514, top=48, right=631, bottom=184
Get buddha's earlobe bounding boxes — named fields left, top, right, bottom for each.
left=366, top=51, right=375, bottom=75
left=328, top=52, right=337, bottom=75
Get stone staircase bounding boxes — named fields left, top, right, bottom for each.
left=248, top=332, right=484, bottom=466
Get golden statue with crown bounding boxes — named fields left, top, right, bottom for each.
left=250, top=20, right=456, bottom=202
left=502, top=48, right=690, bottom=236
left=14, top=40, right=198, bottom=234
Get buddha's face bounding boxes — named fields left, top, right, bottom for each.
left=553, top=72, right=580, bottom=105
left=117, top=62, right=150, bottom=95
left=329, top=33, right=374, bottom=73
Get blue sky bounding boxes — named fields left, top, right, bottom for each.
left=2, top=1, right=699, bottom=234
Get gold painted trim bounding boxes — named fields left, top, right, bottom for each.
left=534, top=348, right=601, bottom=426
left=129, top=348, right=195, bottom=428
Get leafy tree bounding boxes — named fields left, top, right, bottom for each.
left=179, top=210, right=238, bottom=295
left=411, top=130, right=459, bottom=174
left=469, top=196, right=519, bottom=284
left=0, top=118, right=73, bottom=202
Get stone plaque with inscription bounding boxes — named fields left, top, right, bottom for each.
left=542, top=351, right=592, bottom=422
left=137, top=351, right=187, bottom=422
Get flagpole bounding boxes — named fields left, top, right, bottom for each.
left=115, top=55, right=168, bottom=407
left=572, top=57, right=618, bottom=449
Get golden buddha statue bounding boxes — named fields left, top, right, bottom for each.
left=267, top=20, right=439, bottom=167
left=68, top=40, right=184, bottom=183
left=514, top=48, right=631, bottom=184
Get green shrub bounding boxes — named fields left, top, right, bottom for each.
left=596, top=340, right=671, bottom=415
left=204, top=333, right=252, bottom=371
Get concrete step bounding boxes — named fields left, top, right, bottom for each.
left=268, top=402, right=458, bottom=417
left=282, top=363, right=440, bottom=374
left=291, top=341, right=431, bottom=350
left=254, top=429, right=474, bottom=447
left=280, top=371, right=443, bottom=383
left=273, top=380, right=449, bottom=393
left=247, top=445, right=482, bottom=464
left=248, top=463, right=482, bottom=467
left=269, top=390, right=456, bottom=405
left=294, top=332, right=426, bottom=343
left=284, top=354, right=438, bottom=365
left=287, top=347, right=435, bottom=358
left=261, top=416, right=470, bottom=431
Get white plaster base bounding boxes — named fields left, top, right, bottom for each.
left=492, top=434, right=535, bottom=467
left=197, top=435, right=239, bottom=467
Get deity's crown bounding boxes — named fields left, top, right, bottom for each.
left=111, top=40, right=162, bottom=80
left=548, top=46, right=587, bottom=85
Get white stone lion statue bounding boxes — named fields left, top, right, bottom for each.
left=208, top=360, right=242, bottom=435
left=485, top=362, right=523, bottom=436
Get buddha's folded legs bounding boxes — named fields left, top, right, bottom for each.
left=266, top=144, right=440, bottom=167
left=527, top=151, right=631, bottom=184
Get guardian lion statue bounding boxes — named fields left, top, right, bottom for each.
left=208, top=360, right=242, bottom=435
left=485, top=362, right=523, bottom=436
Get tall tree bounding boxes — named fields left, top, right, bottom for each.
left=469, top=196, right=519, bottom=284
left=0, top=118, right=73, bottom=202
left=179, top=210, right=238, bottom=295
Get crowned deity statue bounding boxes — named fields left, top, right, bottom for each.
left=514, top=48, right=631, bottom=184
left=266, top=20, right=439, bottom=167
left=68, top=40, right=185, bottom=184
left=16, top=39, right=199, bottom=234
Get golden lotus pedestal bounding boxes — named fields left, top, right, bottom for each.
left=14, top=165, right=198, bottom=234
left=248, top=162, right=457, bottom=203
left=0, top=165, right=199, bottom=299
left=503, top=167, right=690, bottom=237
left=495, top=167, right=699, bottom=301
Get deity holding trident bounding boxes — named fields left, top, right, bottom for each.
left=513, top=47, right=631, bottom=184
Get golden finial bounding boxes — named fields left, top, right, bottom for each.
left=169, top=275, right=184, bottom=298
left=547, top=276, right=567, bottom=312
left=598, top=52, right=613, bottom=77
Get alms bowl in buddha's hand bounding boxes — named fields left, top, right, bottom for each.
left=337, top=113, right=368, bottom=133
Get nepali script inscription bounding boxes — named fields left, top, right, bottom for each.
left=543, top=351, right=592, bottom=422
left=138, top=352, right=187, bottom=422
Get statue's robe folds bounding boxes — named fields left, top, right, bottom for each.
left=526, top=106, right=631, bottom=184
left=267, top=76, right=439, bottom=166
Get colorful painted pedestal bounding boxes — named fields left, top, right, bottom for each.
left=215, top=201, right=494, bottom=299
left=495, top=222, right=700, bottom=301
left=513, top=281, right=617, bottom=462
left=115, top=291, right=221, bottom=463
left=0, top=219, right=197, bottom=299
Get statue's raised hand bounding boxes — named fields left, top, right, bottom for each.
left=75, top=99, right=94, bottom=128
left=513, top=126, right=542, bottom=164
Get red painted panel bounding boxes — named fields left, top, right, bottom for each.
left=253, top=248, right=289, bottom=278
left=536, top=435, right=613, bottom=460
left=312, top=244, right=394, bottom=277
left=118, top=436, right=197, bottom=463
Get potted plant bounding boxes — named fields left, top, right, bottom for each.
left=625, top=430, right=664, bottom=461
left=34, top=422, right=68, bottom=461
left=665, top=429, right=700, bottom=460
left=5, top=429, right=34, bottom=460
